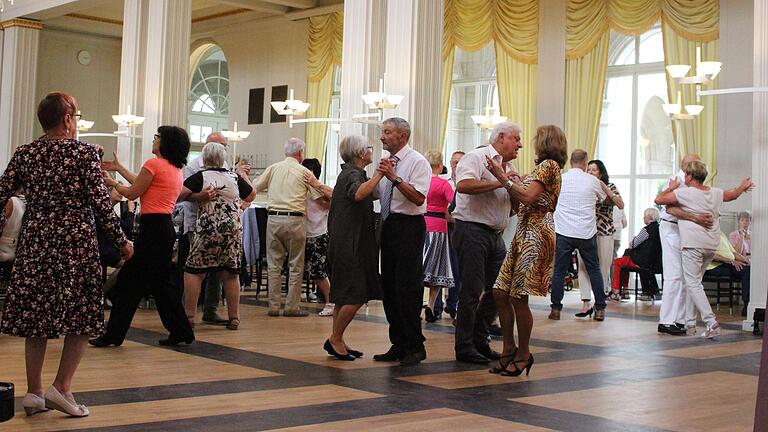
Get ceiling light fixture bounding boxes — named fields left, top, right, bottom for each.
left=471, top=106, right=507, bottom=130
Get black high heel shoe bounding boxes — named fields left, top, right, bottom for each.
left=424, top=306, right=437, bottom=323
left=575, top=307, right=594, bottom=318
left=324, top=339, right=355, bottom=361
left=501, top=354, right=534, bottom=377
left=489, top=348, right=517, bottom=374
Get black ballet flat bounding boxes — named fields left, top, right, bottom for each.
left=346, top=347, right=363, bottom=358
left=158, top=336, right=194, bottom=346
left=323, top=339, right=355, bottom=361
left=88, top=337, right=121, bottom=348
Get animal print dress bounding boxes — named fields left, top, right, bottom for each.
left=494, top=159, right=561, bottom=297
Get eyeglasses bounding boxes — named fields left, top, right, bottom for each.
left=366, top=146, right=374, bottom=152
left=154, top=133, right=161, bottom=140
left=74, top=113, right=82, bottom=120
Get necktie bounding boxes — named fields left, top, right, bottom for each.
left=379, top=155, right=400, bottom=222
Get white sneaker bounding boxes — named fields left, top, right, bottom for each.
left=702, top=322, right=721, bottom=339
left=318, top=304, right=334, bottom=316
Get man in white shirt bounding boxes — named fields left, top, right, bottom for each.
left=451, top=122, right=521, bottom=364
left=550, top=149, right=608, bottom=320
left=372, top=117, right=432, bottom=367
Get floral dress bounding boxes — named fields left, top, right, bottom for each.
left=0, top=138, right=128, bottom=338
left=184, top=168, right=253, bottom=274
left=494, top=159, right=562, bottom=297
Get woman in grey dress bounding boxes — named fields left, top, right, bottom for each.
left=323, top=135, right=384, bottom=361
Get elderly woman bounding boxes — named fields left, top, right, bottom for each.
left=610, top=207, right=662, bottom=298
left=486, top=125, right=567, bottom=376
left=179, top=142, right=255, bottom=330
left=0, top=92, right=133, bottom=417
left=322, top=135, right=384, bottom=360
left=655, top=160, right=754, bottom=338
left=729, top=211, right=751, bottom=259
left=91, top=126, right=194, bottom=347
left=422, top=150, right=455, bottom=322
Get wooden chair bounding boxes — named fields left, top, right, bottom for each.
left=703, top=271, right=740, bottom=315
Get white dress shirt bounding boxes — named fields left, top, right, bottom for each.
left=181, top=155, right=230, bottom=234
left=659, top=170, right=687, bottom=223
left=377, top=144, right=431, bottom=216
left=554, top=167, right=606, bottom=239
left=452, top=145, right=512, bottom=231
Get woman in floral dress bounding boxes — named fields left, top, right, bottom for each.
left=486, top=125, right=567, bottom=377
left=0, top=92, right=133, bottom=417
left=180, top=142, right=255, bottom=330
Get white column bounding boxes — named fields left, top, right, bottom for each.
left=339, top=0, right=386, bottom=140
left=141, top=0, right=191, bottom=164
left=749, top=0, right=768, bottom=325
left=0, top=19, right=41, bottom=170
left=117, top=0, right=148, bottom=172
left=536, top=0, right=566, bottom=128
left=383, top=0, right=443, bottom=154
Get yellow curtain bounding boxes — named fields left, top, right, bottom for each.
left=441, top=0, right=538, bottom=153
left=662, top=22, right=719, bottom=183
left=565, top=0, right=719, bottom=161
left=439, top=47, right=455, bottom=152
left=305, top=12, right=343, bottom=160
left=564, top=32, right=610, bottom=158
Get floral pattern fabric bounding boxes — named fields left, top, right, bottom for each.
left=0, top=138, right=128, bottom=338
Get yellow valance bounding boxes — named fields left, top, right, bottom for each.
left=567, top=0, right=719, bottom=59
left=443, top=0, right=538, bottom=64
left=307, top=12, right=343, bottom=83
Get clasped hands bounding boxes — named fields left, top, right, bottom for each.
left=485, top=155, right=521, bottom=186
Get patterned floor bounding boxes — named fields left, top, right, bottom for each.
left=0, top=290, right=761, bottom=431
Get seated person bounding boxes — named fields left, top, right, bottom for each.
left=610, top=207, right=662, bottom=299
left=729, top=210, right=751, bottom=258
left=704, top=231, right=751, bottom=316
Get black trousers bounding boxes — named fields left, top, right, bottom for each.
left=452, top=220, right=504, bottom=355
left=103, top=214, right=194, bottom=344
left=380, top=213, right=426, bottom=354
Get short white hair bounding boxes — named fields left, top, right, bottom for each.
left=284, top=137, right=306, bottom=156
left=489, top=122, right=521, bottom=145
left=201, top=142, right=226, bottom=168
left=644, top=207, right=660, bottom=222
left=383, top=117, right=411, bottom=140
left=339, top=135, right=369, bottom=163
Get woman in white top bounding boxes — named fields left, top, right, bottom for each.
left=302, top=158, right=333, bottom=316
left=655, top=160, right=753, bottom=338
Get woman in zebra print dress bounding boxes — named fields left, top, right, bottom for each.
left=485, top=125, right=567, bottom=377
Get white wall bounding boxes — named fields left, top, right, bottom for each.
left=717, top=0, right=754, bottom=217
left=201, top=17, right=310, bottom=171
left=35, top=29, right=122, bottom=155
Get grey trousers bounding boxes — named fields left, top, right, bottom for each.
left=266, top=215, right=306, bottom=311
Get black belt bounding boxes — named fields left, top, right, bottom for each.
left=425, top=211, right=446, bottom=219
left=268, top=211, right=304, bottom=217
left=661, top=218, right=678, bottom=224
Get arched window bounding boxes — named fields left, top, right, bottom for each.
left=597, top=23, right=672, bottom=251
left=188, top=45, right=229, bottom=144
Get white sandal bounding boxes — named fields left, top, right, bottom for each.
left=318, top=304, right=334, bottom=316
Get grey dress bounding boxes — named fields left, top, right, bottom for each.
left=327, top=164, right=381, bottom=304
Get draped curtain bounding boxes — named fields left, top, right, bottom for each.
left=442, top=0, right=538, bottom=172
left=565, top=0, right=719, bottom=176
left=305, top=12, right=343, bottom=160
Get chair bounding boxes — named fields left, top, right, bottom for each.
left=703, top=270, right=740, bottom=314
left=622, top=266, right=662, bottom=302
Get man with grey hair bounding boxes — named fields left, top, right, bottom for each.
left=450, top=121, right=521, bottom=364
left=372, top=117, right=432, bottom=366
left=252, top=138, right=330, bottom=317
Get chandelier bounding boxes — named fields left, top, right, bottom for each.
left=471, top=106, right=507, bottom=130
left=663, top=47, right=720, bottom=120
left=221, top=122, right=251, bottom=166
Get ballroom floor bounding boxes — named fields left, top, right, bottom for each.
left=0, top=289, right=761, bottom=432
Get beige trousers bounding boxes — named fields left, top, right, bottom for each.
left=578, top=234, right=614, bottom=300
left=266, top=215, right=306, bottom=311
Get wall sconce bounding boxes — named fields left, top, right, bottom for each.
left=111, top=105, right=145, bottom=132
left=76, top=111, right=94, bottom=132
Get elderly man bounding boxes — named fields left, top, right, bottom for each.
left=253, top=138, right=329, bottom=317
left=180, top=132, right=251, bottom=325
left=549, top=149, right=609, bottom=321
left=450, top=123, right=520, bottom=364
left=372, top=117, right=432, bottom=366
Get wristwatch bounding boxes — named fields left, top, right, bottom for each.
left=392, top=176, right=403, bottom=186
left=504, top=179, right=514, bottom=189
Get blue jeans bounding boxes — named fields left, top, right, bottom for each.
left=434, top=224, right=460, bottom=318
left=550, top=233, right=606, bottom=310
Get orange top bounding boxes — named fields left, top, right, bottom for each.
left=140, top=158, right=182, bottom=214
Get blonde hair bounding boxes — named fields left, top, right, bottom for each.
left=424, top=150, right=443, bottom=168
left=683, top=160, right=708, bottom=183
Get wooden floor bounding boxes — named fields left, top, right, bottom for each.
left=0, top=289, right=760, bottom=431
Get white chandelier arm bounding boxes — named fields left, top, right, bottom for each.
left=698, top=87, right=768, bottom=96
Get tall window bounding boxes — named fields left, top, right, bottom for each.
left=188, top=46, right=230, bottom=145
left=597, top=24, right=673, bottom=251
left=444, top=43, right=499, bottom=164
left=323, top=66, right=342, bottom=185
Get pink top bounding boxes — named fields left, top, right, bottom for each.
left=425, top=176, right=455, bottom=233
left=140, top=157, right=183, bottom=214
left=728, top=230, right=751, bottom=256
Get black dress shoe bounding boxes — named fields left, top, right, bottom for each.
left=88, top=337, right=121, bottom=348
left=489, top=324, right=503, bottom=337
left=202, top=314, right=228, bottom=325
left=373, top=346, right=402, bottom=362
left=400, top=349, right=426, bottom=366
left=476, top=345, right=501, bottom=360
left=158, top=335, right=195, bottom=346
left=456, top=352, right=491, bottom=364
left=445, top=308, right=457, bottom=319
left=323, top=340, right=355, bottom=361
left=657, top=324, right=685, bottom=336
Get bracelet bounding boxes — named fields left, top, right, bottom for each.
left=504, top=180, right=514, bottom=190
